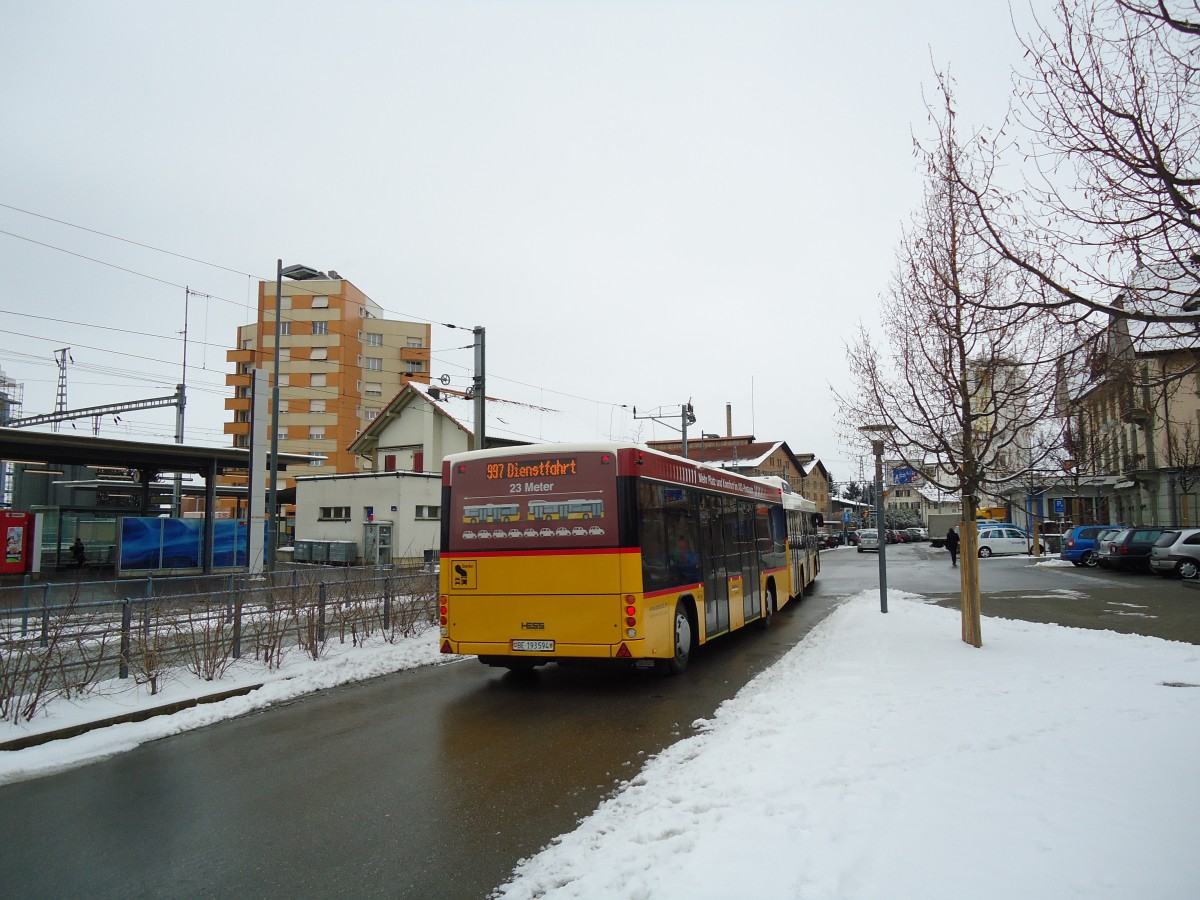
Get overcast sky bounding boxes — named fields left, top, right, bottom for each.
left=0, top=1, right=1051, bottom=484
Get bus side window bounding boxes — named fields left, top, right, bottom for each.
left=768, top=506, right=787, bottom=552
left=667, top=523, right=700, bottom=584
left=638, top=482, right=669, bottom=591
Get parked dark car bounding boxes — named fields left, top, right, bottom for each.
left=1108, top=526, right=1176, bottom=573
left=1149, top=528, right=1200, bottom=579
left=1060, top=524, right=1126, bottom=568
left=902, top=528, right=925, bottom=542
left=845, top=530, right=861, bottom=546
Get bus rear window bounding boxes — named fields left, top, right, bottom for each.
left=448, top=451, right=618, bottom=551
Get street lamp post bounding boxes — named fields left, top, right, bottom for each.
left=871, top=439, right=888, bottom=614
left=859, top=425, right=895, bottom=614
left=266, top=259, right=283, bottom=574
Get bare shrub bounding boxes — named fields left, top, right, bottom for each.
left=172, top=599, right=236, bottom=682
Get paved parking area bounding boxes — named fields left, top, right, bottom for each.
left=824, top=544, right=1200, bottom=645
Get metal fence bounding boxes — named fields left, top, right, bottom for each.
left=0, top=565, right=439, bottom=724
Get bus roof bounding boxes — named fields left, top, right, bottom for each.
left=444, top=441, right=819, bottom=509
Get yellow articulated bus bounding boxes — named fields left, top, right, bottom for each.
left=438, top=442, right=821, bottom=674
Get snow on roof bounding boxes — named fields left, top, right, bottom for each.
left=704, top=441, right=783, bottom=469
left=914, top=480, right=960, bottom=504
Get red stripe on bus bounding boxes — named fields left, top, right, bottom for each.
left=643, top=584, right=701, bottom=599
left=440, top=547, right=640, bottom=560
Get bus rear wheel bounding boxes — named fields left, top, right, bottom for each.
left=660, top=601, right=692, bottom=675
left=758, top=584, right=777, bottom=629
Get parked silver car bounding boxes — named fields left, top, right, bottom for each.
left=1149, top=527, right=1200, bottom=579
left=857, top=529, right=880, bottom=552
left=1095, top=528, right=1129, bottom=569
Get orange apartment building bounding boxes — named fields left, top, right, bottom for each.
left=224, top=267, right=431, bottom=508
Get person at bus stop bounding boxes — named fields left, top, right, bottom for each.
left=945, top=526, right=960, bottom=567
left=71, top=536, right=86, bottom=568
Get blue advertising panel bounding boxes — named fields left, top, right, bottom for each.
left=891, top=466, right=915, bottom=485
left=212, top=520, right=250, bottom=568
left=119, top=517, right=250, bottom=571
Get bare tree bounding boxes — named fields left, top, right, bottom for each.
left=837, top=76, right=1069, bottom=647
left=961, top=0, right=1200, bottom=340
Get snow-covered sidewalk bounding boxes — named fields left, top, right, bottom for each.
left=494, top=592, right=1200, bottom=899
left=0, top=627, right=451, bottom=785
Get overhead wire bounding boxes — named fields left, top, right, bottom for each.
left=0, top=203, right=639, bottom=426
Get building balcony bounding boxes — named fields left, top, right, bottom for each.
left=400, top=347, right=431, bottom=364
left=1118, top=454, right=1155, bottom=482
left=1119, top=407, right=1151, bottom=426
left=225, top=397, right=251, bottom=412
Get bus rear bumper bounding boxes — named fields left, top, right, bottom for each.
left=444, top=639, right=653, bottom=663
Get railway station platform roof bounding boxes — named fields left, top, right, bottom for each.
left=0, top=428, right=312, bottom=477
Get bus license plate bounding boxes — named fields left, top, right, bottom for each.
left=511, top=640, right=554, bottom=652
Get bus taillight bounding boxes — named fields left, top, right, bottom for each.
left=439, top=596, right=448, bottom=628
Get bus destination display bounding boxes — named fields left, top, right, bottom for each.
left=451, top=453, right=617, bottom=550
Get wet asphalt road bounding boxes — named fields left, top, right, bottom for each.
left=0, top=572, right=845, bottom=900
left=1, top=546, right=1193, bottom=900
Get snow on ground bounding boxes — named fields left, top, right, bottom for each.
left=494, top=592, right=1200, bottom=900
left=3, top=589, right=1199, bottom=899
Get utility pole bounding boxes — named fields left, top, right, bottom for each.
left=633, top=402, right=696, bottom=456
left=173, top=288, right=192, bottom=516
left=680, top=402, right=695, bottom=457
left=472, top=326, right=486, bottom=450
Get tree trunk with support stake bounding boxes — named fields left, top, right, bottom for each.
left=959, top=519, right=982, bottom=647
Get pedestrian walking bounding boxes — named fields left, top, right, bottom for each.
left=945, top=526, right=960, bottom=567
